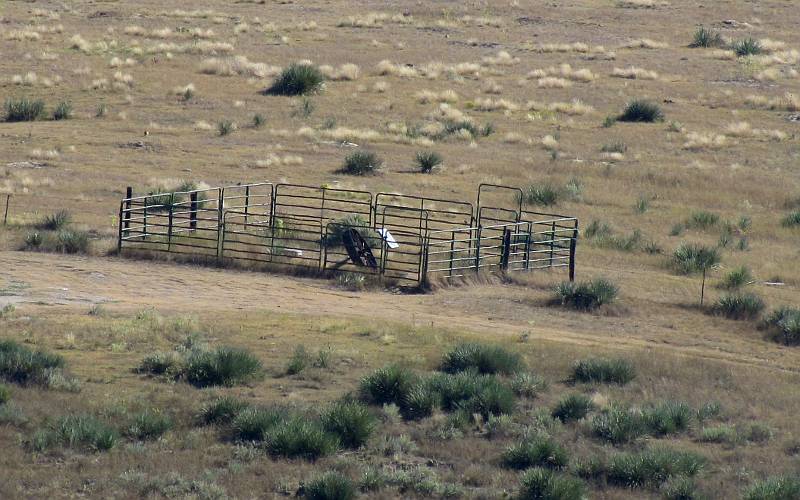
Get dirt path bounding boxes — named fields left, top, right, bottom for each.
left=3, top=251, right=799, bottom=373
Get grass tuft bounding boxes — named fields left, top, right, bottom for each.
left=321, top=399, right=376, bottom=449
left=305, top=471, right=357, bottom=500
left=32, top=414, right=118, bottom=452
left=37, top=210, right=71, bottom=230
left=440, top=342, right=524, bottom=375
left=502, top=435, right=570, bottom=470
left=552, top=393, right=594, bottom=422
left=126, top=409, right=173, bottom=440
left=52, top=101, right=73, bottom=120
left=782, top=211, right=800, bottom=227
left=554, top=278, right=618, bottom=310
left=264, top=64, right=324, bottom=96
left=719, top=266, right=752, bottom=290
left=711, top=292, right=765, bottom=320
left=0, top=340, right=66, bottom=387
left=338, top=150, right=383, bottom=175
left=415, top=151, right=443, bottom=173
left=184, top=347, right=263, bottom=387
left=200, top=396, right=250, bottom=425
left=732, top=37, right=762, bottom=56
left=359, top=365, right=417, bottom=406
left=763, top=307, right=800, bottom=345
left=618, top=99, right=664, bottom=123
left=517, top=468, right=586, bottom=500
left=571, top=358, right=635, bottom=384
left=4, top=97, right=45, bottom=122
left=743, top=476, right=800, bottom=500
left=606, top=447, right=706, bottom=488
left=264, top=416, right=338, bottom=459
left=690, top=26, right=725, bottom=48
left=522, top=184, right=561, bottom=206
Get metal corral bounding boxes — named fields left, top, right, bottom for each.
left=118, top=182, right=578, bottom=286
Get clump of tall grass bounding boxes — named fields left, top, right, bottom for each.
left=501, top=434, right=570, bottom=470
left=552, top=393, right=594, bottom=422
left=37, top=210, right=71, bottom=230
left=439, top=342, right=524, bottom=375
left=743, top=476, right=800, bottom=500
left=711, top=292, right=765, bottom=320
left=517, top=468, right=586, bottom=500
left=263, top=64, right=324, bottom=96
left=511, top=372, right=548, bottom=397
left=200, top=396, right=250, bottom=425
left=521, top=183, right=561, bottom=206
left=571, top=358, right=635, bottom=384
left=320, top=399, right=376, bottom=449
left=338, top=150, right=383, bottom=175
left=617, top=99, right=664, bottom=123
left=426, top=371, right=516, bottom=418
left=265, top=415, right=339, bottom=459
left=782, top=211, right=800, bottom=227
left=52, top=101, right=73, bottom=120
left=732, top=37, right=762, bottom=56
left=684, top=210, right=719, bottom=230
left=4, top=97, right=45, bottom=122
left=584, top=220, right=647, bottom=252
left=217, top=120, right=235, bottom=136
left=554, top=278, right=618, bottom=310
left=359, top=365, right=417, bottom=406
left=137, top=344, right=263, bottom=387
left=31, top=414, right=118, bottom=452
left=126, top=409, right=173, bottom=440
left=305, top=471, right=357, bottom=500
left=415, top=151, right=443, bottom=173
left=0, top=340, right=69, bottom=388
left=690, top=27, right=725, bottom=48
left=719, top=266, right=752, bottom=290
left=763, top=307, right=800, bottom=345
left=606, top=447, right=706, bottom=489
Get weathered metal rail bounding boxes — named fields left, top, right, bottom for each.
left=118, top=182, right=578, bottom=286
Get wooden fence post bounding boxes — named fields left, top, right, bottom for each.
left=548, top=221, right=556, bottom=267
left=244, top=185, right=250, bottom=228
left=474, top=226, right=482, bottom=271
left=569, top=227, right=578, bottom=282
left=500, top=228, right=512, bottom=270
left=124, top=186, right=132, bottom=232
left=3, top=194, right=10, bottom=225
left=190, top=192, right=198, bottom=231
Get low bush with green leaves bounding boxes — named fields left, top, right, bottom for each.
left=4, top=97, right=45, bottom=122
left=126, top=409, right=173, bottom=440
left=37, top=210, right=71, bottom=230
left=743, top=476, right=800, bottom=500
left=517, top=468, right=586, bottom=500
left=685, top=210, right=719, bottom=230
left=690, top=26, right=725, bottom=48
left=732, top=37, right=762, bottom=56
left=184, top=347, right=263, bottom=387
left=671, top=243, right=720, bottom=275
left=571, top=358, right=635, bottom=384
left=606, top=447, right=706, bottom=489
left=0, top=340, right=68, bottom=388
left=31, top=414, right=118, bottom=452
left=552, top=393, right=594, bottom=422
left=52, top=101, right=73, bottom=120
left=763, top=307, right=800, bottom=345
left=439, top=342, right=524, bottom=375
left=200, top=396, right=250, bottom=425
left=321, top=399, right=376, bottom=449
left=414, top=151, right=443, bottom=173
left=782, top=211, right=800, bottom=228
left=359, top=365, right=417, bottom=406
left=264, top=416, right=338, bottom=459
left=501, top=435, right=570, bottom=470
left=511, top=372, right=547, bottom=398
left=263, top=64, right=324, bottom=96
left=618, top=99, right=664, bottom=123
left=305, top=471, right=357, bottom=500
left=554, top=278, right=618, bottom=310
left=712, top=292, right=765, bottom=320
left=719, top=266, right=752, bottom=290
left=338, top=150, right=383, bottom=175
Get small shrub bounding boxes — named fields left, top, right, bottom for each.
left=696, top=401, right=722, bottom=422
left=32, top=414, right=118, bottom=452
left=511, top=372, right=547, bottom=398
left=338, top=150, right=382, bottom=175
left=4, top=97, right=45, bottom=122
left=635, top=196, right=650, bottom=214
left=743, top=476, right=800, bottom=500
left=618, top=99, right=664, bottom=123
left=52, top=101, right=73, bottom=120
left=571, top=358, right=635, bottom=384
left=264, top=416, right=338, bottom=459
left=672, top=243, right=720, bottom=275
left=286, top=345, right=311, bottom=375
left=37, top=210, right=71, bottom=230
left=200, top=396, right=249, bottom=425
left=698, top=425, right=737, bottom=444
left=782, top=211, right=800, bottom=227
left=184, top=347, right=263, bottom=387
left=0, top=384, right=10, bottom=405
left=741, top=422, right=773, bottom=443
left=642, top=401, right=693, bottom=436
left=24, top=232, right=44, bottom=249
left=264, top=64, right=324, bottom=96
left=440, top=342, right=524, bottom=375
left=415, top=151, right=443, bottom=173
left=685, top=210, right=719, bottom=230
left=217, top=120, right=235, bottom=136
left=427, top=372, right=516, bottom=418
left=601, top=141, right=627, bottom=153
left=335, top=272, right=366, bottom=291
left=127, top=409, right=173, bottom=440
left=591, top=405, right=646, bottom=444
left=719, top=266, right=752, bottom=290
left=359, top=365, right=416, bottom=406
left=305, top=472, right=356, bottom=500
left=232, top=406, right=288, bottom=441
left=712, top=292, right=765, bottom=320
left=606, top=447, right=706, bottom=488
left=501, top=435, right=570, bottom=470
left=55, top=230, right=90, bottom=254
left=690, top=27, right=724, bottom=48
left=252, top=113, right=266, bottom=128
left=0, top=340, right=65, bottom=387
left=554, top=278, right=618, bottom=310
left=359, top=466, right=388, bottom=492
left=321, top=400, right=376, bottom=448
left=662, top=476, right=705, bottom=500
left=732, top=37, right=762, bottom=57
left=522, top=184, right=560, bottom=206
left=399, top=384, right=438, bottom=421
left=602, top=115, right=616, bottom=128
left=137, top=351, right=183, bottom=377
left=764, top=307, right=800, bottom=345
left=552, top=393, right=594, bottom=422
left=517, top=468, right=586, bottom=500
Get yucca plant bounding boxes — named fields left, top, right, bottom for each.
left=606, top=447, right=706, bottom=489
left=518, top=468, right=586, bottom=500
left=305, top=471, right=357, bottom=500
left=4, top=97, right=45, bottom=122
left=522, top=183, right=561, bottom=206
left=321, top=399, right=376, bottom=448
left=126, top=409, right=173, bottom=440
left=732, top=37, right=762, bottom=56
left=571, top=358, right=635, bottom=384
left=338, top=150, right=383, bottom=175
left=31, top=414, right=118, bottom=452
left=501, top=435, right=570, bottom=470
left=552, top=393, right=594, bottom=422
left=719, top=266, right=752, bottom=290
left=554, top=278, right=618, bottom=311
left=743, top=476, right=800, bottom=500
left=671, top=243, right=721, bottom=305
left=200, top=396, right=250, bottom=425
left=782, top=211, right=800, bottom=227
left=591, top=404, right=646, bottom=444
left=690, top=26, right=725, bottom=48
left=618, top=99, right=664, bottom=123
left=763, top=307, right=800, bottom=345
left=37, top=210, right=71, bottom=230
left=415, top=151, right=443, bottom=173
left=217, top=120, right=235, bottom=136
left=55, top=230, right=90, bottom=254
left=359, top=365, right=417, bottom=406
left=52, top=101, right=73, bottom=120
left=264, top=64, right=324, bottom=96
left=440, top=342, right=524, bottom=375
left=712, top=292, right=765, bottom=320
left=184, top=347, right=263, bottom=387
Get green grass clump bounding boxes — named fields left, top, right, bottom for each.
left=571, top=358, right=635, bottom=384
left=744, top=476, right=800, bottom=500
left=137, top=351, right=184, bottom=377
left=264, top=64, right=324, bottom=96
left=32, top=414, right=118, bottom=452
left=719, top=266, right=752, bottom=290
left=184, top=347, right=263, bottom=387
left=517, top=468, right=586, bottom=500
left=126, top=409, right=173, bottom=440
left=685, top=210, right=719, bottom=230
left=554, top=278, right=618, bottom=310
left=338, top=150, right=383, bottom=175
left=522, top=183, right=561, bottom=206
left=37, top=210, right=71, bottom=230
left=642, top=401, right=693, bottom=436
left=661, top=476, right=705, bottom=500
left=0, top=384, right=10, bottom=405
left=52, top=101, right=73, bottom=120
left=4, top=97, right=45, bottom=122
left=690, top=26, right=725, bottom=48
left=510, top=372, right=548, bottom=398
left=501, top=435, right=570, bottom=470
left=606, top=447, right=706, bottom=489
left=252, top=113, right=266, bottom=128
left=618, top=99, right=664, bottom=123
left=200, top=396, right=250, bottom=425
left=264, top=416, right=338, bottom=459
left=321, top=400, right=376, bottom=449
left=672, top=243, right=720, bottom=275
left=426, top=372, right=516, bottom=418
left=232, top=406, right=288, bottom=441
left=591, top=405, right=646, bottom=444
left=217, top=120, right=235, bottom=136
left=552, top=393, right=594, bottom=422
left=732, top=37, right=763, bottom=56
left=305, top=471, right=357, bottom=500
left=0, top=340, right=65, bottom=387
left=440, top=342, right=524, bottom=375
left=712, top=292, right=765, bottom=320
left=698, top=424, right=737, bottom=444
left=782, top=211, right=800, bottom=228
left=399, top=383, right=438, bottom=421
left=54, top=230, right=90, bottom=254
left=415, top=151, right=443, bottom=173
left=764, top=307, right=800, bottom=346
left=286, top=345, right=311, bottom=375
left=359, top=365, right=417, bottom=406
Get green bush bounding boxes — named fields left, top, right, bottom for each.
left=415, top=151, right=443, bottom=173
left=571, top=358, right=635, bottom=384
left=782, top=211, right=800, bottom=228
left=184, top=347, right=263, bottom=387
left=0, top=384, right=10, bottom=405
left=232, top=406, right=288, bottom=441
left=252, top=113, right=266, bottom=128
left=321, top=399, right=376, bottom=449
left=511, top=372, right=548, bottom=398
left=672, top=243, right=720, bottom=275
left=4, top=97, right=45, bottom=122
left=591, top=405, right=646, bottom=444
left=55, top=230, right=90, bottom=254
left=618, top=100, right=664, bottom=123
left=690, top=26, right=725, bottom=48
left=552, top=393, right=594, bottom=422
left=264, top=416, right=338, bottom=459
left=305, top=471, right=357, bottom=500
left=698, top=425, right=737, bottom=444
left=719, top=266, right=752, bottom=290
left=264, top=64, right=324, bottom=96
left=286, top=345, right=311, bottom=375
left=440, top=342, right=524, bottom=375
left=426, top=372, right=515, bottom=418
left=522, top=183, right=561, bottom=206
left=696, top=401, right=722, bottom=422
left=0, top=340, right=65, bottom=386
left=338, top=150, right=383, bottom=175
left=732, top=37, right=763, bottom=57
left=685, top=210, right=719, bottom=230
left=743, top=476, right=800, bottom=500
left=137, top=351, right=183, bottom=377
left=53, top=101, right=73, bottom=120
left=37, top=210, right=71, bottom=230
left=399, top=383, right=438, bottom=421
left=606, top=447, right=706, bottom=489
left=764, top=307, right=800, bottom=345
left=501, top=435, right=570, bottom=470
left=32, top=414, right=118, bottom=452
left=517, top=468, right=586, bottom=500
left=554, top=278, right=618, bottom=310
left=200, top=396, right=250, bottom=425
left=217, top=120, right=235, bottom=136
left=662, top=476, right=705, bottom=500
left=127, top=409, right=173, bottom=440
left=359, top=365, right=417, bottom=406
left=712, top=292, right=765, bottom=320
left=642, top=401, right=693, bottom=436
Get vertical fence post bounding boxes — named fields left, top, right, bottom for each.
left=548, top=221, right=556, bottom=267
left=216, top=188, right=224, bottom=260
left=500, top=228, right=511, bottom=270
left=117, top=201, right=124, bottom=254
left=142, top=193, right=149, bottom=240
left=244, top=185, right=250, bottom=228
left=474, top=226, right=482, bottom=272
left=3, top=194, right=10, bottom=225
left=190, top=192, right=198, bottom=231
left=448, top=230, right=455, bottom=277
left=568, top=227, right=578, bottom=282
left=523, top=222, right=532, bottom=270
left=167, top=195, right=174, bottom=252
left=124, top=187, right=132, bottom=233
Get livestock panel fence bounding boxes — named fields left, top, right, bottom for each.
left=118, top=182, right=579, bottom=286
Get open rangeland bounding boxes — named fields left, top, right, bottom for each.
left=1, top=1, right=799, bottom=499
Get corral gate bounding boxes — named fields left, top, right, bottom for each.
left=118, top=183, right=578, bottom=286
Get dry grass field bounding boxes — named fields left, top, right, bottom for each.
left=1, top=0, right=800, bottom=499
